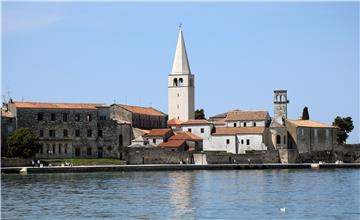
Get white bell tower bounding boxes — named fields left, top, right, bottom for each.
left=168, top=28, right=195, bottom=121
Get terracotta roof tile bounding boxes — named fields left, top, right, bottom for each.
left=181, top=119, right=211, bottom=125
left=11, top=102, right=108, bottom=109
left=169, top=131, right=202, bottom=141
left=168, top=118, right=184, bottom=126
left=118, top=104, right=166, bottom=116
left=287, top=120, right=338, bottom=129
left=213, top=127, right=265, bottom=136
left=209, top=109, right=241, bottom=119
left=225, top=111, right=269, bottom=121
left=159, top=140, right=186, bottom=148
left=143, top=128, right=173, bottom=137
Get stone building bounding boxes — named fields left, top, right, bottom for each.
left=273, top=90, right=288, bottom=124
left=168, top=29, right=195, bottom=121
left=5, top=101, right=132, bottom=159
left=1, top=107, right=16, bottom=156
left=286, top=120, right=338, bottom=154
left=110, top=104, right=167, bottom=129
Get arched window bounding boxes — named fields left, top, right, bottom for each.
left=179, top=78, right=184, bottom=86
left=276, top=95, right=279, bottom=102
left=233, top=123, right=237, bottom=127
left=276, top=135, right=281, bottom=144
left=243, top=122, right=247, bottom=127
left=173, top=78, right=178, bottom=86
left=253, top=122, right=256, bottom=127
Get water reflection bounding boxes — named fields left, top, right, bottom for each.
left=169, top=171, right=195, bottom=219
left=1, top=169, right=359, bottom=220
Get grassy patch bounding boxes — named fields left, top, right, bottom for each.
left=43, top=158, right=126, bottom=166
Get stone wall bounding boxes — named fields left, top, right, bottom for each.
left=1, top=157, right=32, bottom=167
left=1, top=116, right=16, bottom=156
left=124, top=147, right=193, bottom=164
left=7, top=106, right=132, bottom=159
left=205, top=150, right=280, bottom=164
left=111, top=105, right=167, bottom=129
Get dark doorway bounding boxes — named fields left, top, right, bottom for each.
left=98, top=147, right=103, bottom=158
left=75, top=148, right=81, bottom=157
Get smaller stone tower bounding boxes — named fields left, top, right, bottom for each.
left=274, top=90, right=288, bottom=124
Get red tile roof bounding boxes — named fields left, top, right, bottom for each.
left=143, top=128, right=173, bottom=137
left=169, top=131, right=202, bottom=141
left=168, top=118, right=184, bottom=126
left=287, top=120, right=338, bottom=129
left=118, top=104, right=166, bottom=116
left=213, top=127, right=265, bottom=136
left=159, top=140, right=186, bottom=148
left=225, top=111, right=268, bottom=121
left=11, top=102, right=108, bottom=109
left=181, top=119, right=211, bottom=125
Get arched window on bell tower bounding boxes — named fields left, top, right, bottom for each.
left=173, top=78, right=178, bottom=87
left=179, top=78, right=184, bottom=86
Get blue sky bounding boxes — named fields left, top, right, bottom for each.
left=2, top=2, right=359, bottom=143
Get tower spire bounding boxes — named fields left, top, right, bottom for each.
left=171, top=28, right=191, bottom=75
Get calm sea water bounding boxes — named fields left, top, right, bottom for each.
left=1, top=169, right=359, bottom=220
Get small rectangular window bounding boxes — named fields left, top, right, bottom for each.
left=153, top=139, right=156, bottom=143
left=246, top=139, right=250, bottom=145
left=253, top=122, right=257, bottom=127
left=75, top=129, right=80, bottom=137
left=201, top=128, right=204, bottom=133
left=241, top=139, right=244, bottom=144
left=87, top=114, right=92, bottom=122
left=98, top=130, right=103, bottom=138
left=87, top=147, right=92, bottom=156
left=37, top=113, right=44, bottom=121
left=64, top=144, right=68, bottom=154
left=244, top=122, right=247, bottom=127
left=63, top=129, right=68, bottom=137
left=49, top=130, right=56, bottom=137
left=233, top=123, right=237, bottom=127
left=99, top=116, right=106, bottom=120
left=87, top=129, right=92, bottom=137
left=51, top=113, right=56, bottom=121
left=75, top=114, right=80, bottom=121
left=58, top=143, right=62, bottom=154
left=188, top=128, right=192, bottom=132
left=52, top=144, right=56, bottom=154
left=283, top=136, right=286, bottom=145
left=63, top=113, right=68, bottom=122
left=226, top=139, right=230, bottom=144
left=39, top=129, right=44, bottom=137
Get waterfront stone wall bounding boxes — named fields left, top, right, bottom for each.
left=1, top=157, right=32, bottom=167
left=205, top=150, right=280, bottom=164
left=124, top=147, right=193, bottom=164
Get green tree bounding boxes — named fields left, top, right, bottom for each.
left=302, top=106, right=310, bottom=120
left=332, top=116, right=354, bottom=144
left=195, top=109, right=206, bottom=120
left=7, top=128, right=41, bottom=158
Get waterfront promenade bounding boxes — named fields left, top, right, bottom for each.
left=2, top=163, right=360, bottom=174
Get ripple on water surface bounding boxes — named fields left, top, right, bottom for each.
left=1, top=169, right=360, bottom=220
